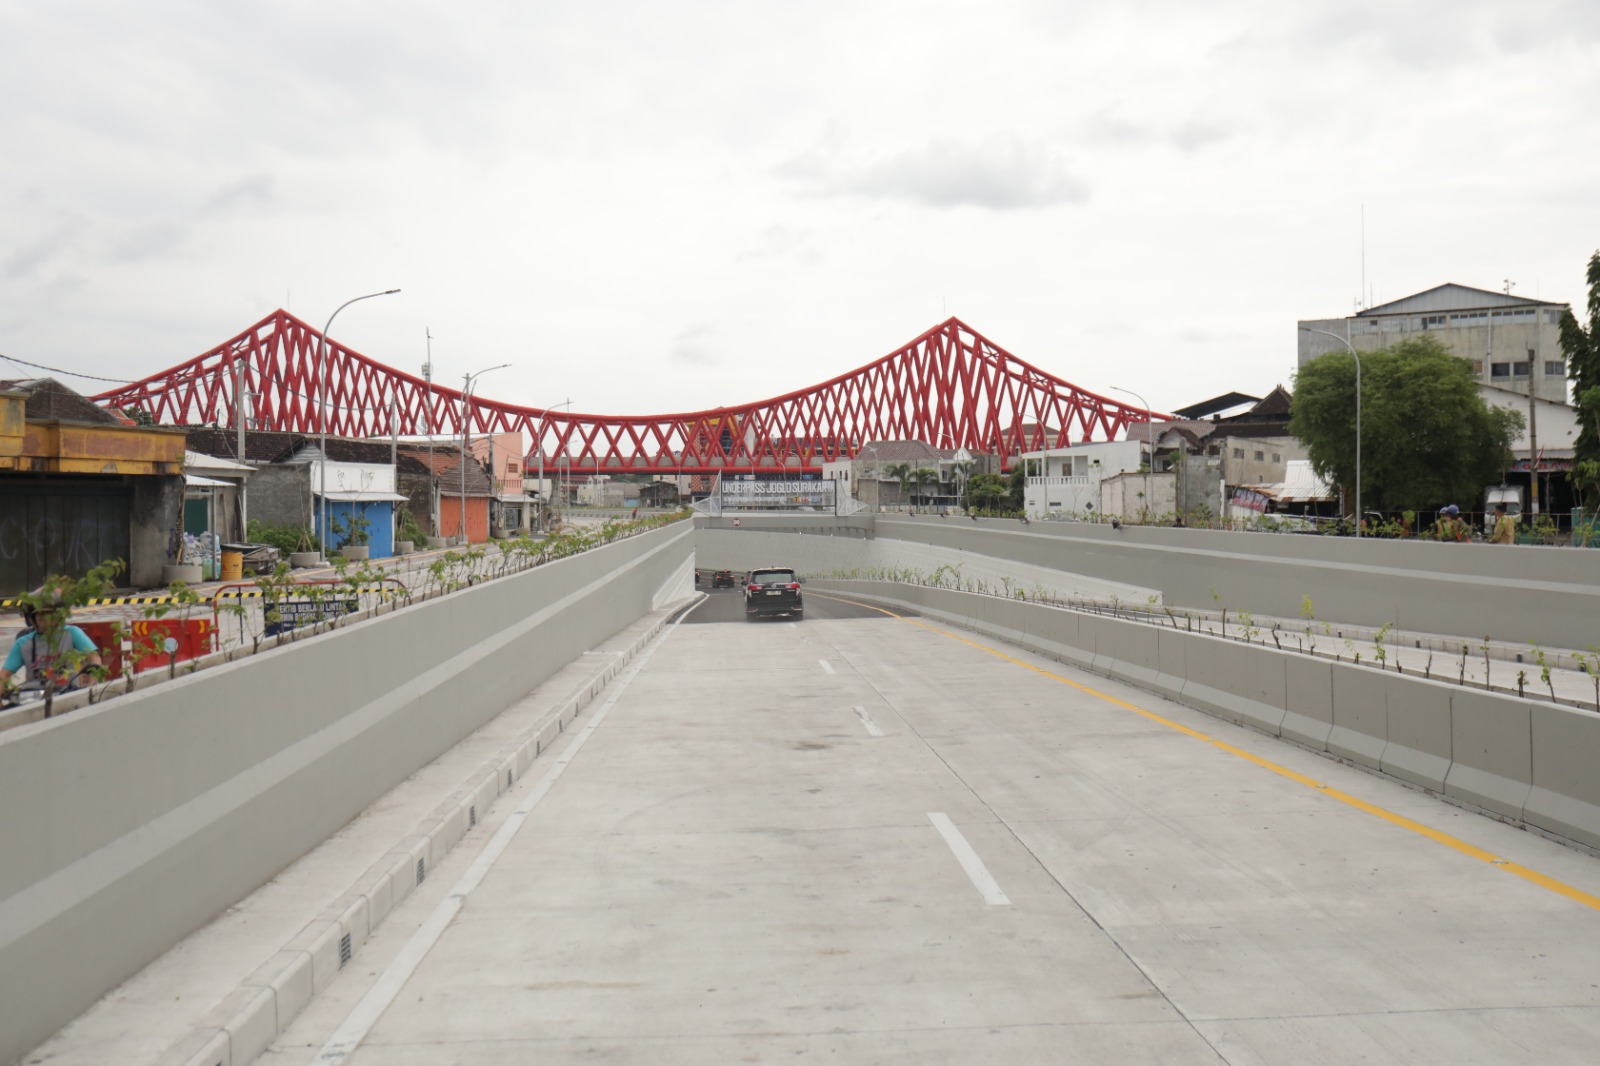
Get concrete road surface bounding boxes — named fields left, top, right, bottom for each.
left=236, top=588, right=1600, bottom=1063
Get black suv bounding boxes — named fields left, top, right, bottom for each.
left=711, top=569, right=735, bottom=588
left=744, top=567, right=803, bottom=620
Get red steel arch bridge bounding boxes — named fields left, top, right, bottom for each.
left=93, top=311, right=1157, bottom=474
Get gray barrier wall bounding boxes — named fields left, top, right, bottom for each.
left=874, top=516, right=1600, bottom=649
left=694, top=516, right=1151, bottom=603
left=811, top=578, right=1600, bottom=857
left=0, top=523, right=694, bottom=1066
left=699, top=513, right=1600, bottom=648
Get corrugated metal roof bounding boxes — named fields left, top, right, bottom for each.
left=1358, top=283, right=1563, bottom=317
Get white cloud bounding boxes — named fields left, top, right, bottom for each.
left=782, top=136, right=1090, bottom=210
left=668, top=324, right=721, bottom=366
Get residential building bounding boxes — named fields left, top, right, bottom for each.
left=1023, top=389, right=1300, bottom=521
left=186, top=428, right=410, bottom=557
left=1298, top=283, right=1570, bottom=403
left=468, top=432, right=533, bottom=533
left=182, top=450, right=253, bottom=545
left=1478, top=384, right=1581, bottom=516
left=821, top=440, right=997, bottom=510
left=394, top=443, right=493, bottom=544
left=1020, top=439, right=1144, bottom=516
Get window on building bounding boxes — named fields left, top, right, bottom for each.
left=1422, top=315, right=1446, bottom=329
left=1253, top=450, right=1264, bottom=462
left=1548, top=309, right=1564, bottom=324
left=1232, top=447, right=1244, bottom=459
left=1512, top=361, right=1530, bottom=376
left=1272, top=452, right=1281, bottom=462
left=1072, top=455, right=1088, bottom=477
left=1546, top=360, right=1565, bottom=376
left=507, top=461, right=519, bottom=474
left=1491, top=363, right=1511, bottom=378
left=1473, top=360, right=1484, bottom=374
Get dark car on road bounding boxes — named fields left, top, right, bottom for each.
left=711, top=569, right=735, bottom=588
left=744, top=566, right=803, bottom=620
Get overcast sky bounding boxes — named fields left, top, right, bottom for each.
left=4, top=0, right=1599, bottom=423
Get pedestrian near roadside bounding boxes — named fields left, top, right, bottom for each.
left=1490, top=502, right=1517, bottom=544
left=1433, top=504, right=1467, bottom=542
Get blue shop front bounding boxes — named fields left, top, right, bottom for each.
left=310, top=459, right=407, bottom=558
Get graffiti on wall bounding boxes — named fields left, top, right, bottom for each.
left=0, top=497, right=131, bottom=595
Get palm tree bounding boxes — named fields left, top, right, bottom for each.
left=914, top=467, right=937, bottom=511
left=884, top=462, right=912, bottom=509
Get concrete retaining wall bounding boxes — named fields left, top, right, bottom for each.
left=811, top=578, right=1600, bottom=855
left=695, top=515, right=1153, bottom=603
left=873, top=515, right=1600, bottom=649
left=696, top=513, right=1599, bottom=648
left=0, top=522, right=694, bottom=1066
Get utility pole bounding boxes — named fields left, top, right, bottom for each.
left=1529, top=347, right=1540, bottom=516
left=236, top=360, right=249, bottom=532
left=423, top=329, right=437, bottom=536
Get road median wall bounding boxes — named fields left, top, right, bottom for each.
left=811, top=578, right=1600, bottom=856
left=0, top=522, right=693, bottom=1066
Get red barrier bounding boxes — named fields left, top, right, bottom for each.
left=131, top=619, right=215, bottom=672
left=73, top=621, right=125, bottom=680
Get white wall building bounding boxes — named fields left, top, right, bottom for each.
left=1021, top=439, right=1146, bottom=517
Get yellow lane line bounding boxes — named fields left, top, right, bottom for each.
left=820, top=591, right=1600, bottom=913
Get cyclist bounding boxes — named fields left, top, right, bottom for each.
left=1, top=602, right=103, bottom=698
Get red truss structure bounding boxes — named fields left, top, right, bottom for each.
left=93, top=310, right=1162, bottom=473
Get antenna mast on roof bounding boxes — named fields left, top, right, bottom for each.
left=1359, top=204, right=1366, bottom=311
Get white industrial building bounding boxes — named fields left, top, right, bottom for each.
left=1298, top=283, right=1570, bottom=403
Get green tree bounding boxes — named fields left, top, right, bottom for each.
left=1007, top=462, right=1029, bottom=509
left=913, top=467, right=937, bottom=503
left=1290, top=334, right=1522, bottom=513
left=1561, top=250, right=1600, bottom=507
left=966, top=473, right=1010, bottom=510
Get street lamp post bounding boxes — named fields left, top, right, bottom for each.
left=859, top=442, right=882, bottom=512
left=1110, top=386, right=1153, bottom=524
left=1300, top=327, right=1362, bottom=538
left=536, top=399, right=573, bottom=532
left=458, top=363, right=510, bottom=544
left=317, top=289, right=400, bottom=561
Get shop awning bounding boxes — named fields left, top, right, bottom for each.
left=184, top=473, right=235, bottom=488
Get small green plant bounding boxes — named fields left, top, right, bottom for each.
left=1532, top=645, right=1555, bottom=700
left=331, top=508, right=372, bottom=548
left=1373, top=622, right=1392, bottom=671
left=397, top=509, right=427, bottom=545
left=1578, top=647, right=1600, bottom=712
left=247, top=519, right=318, bottom=555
